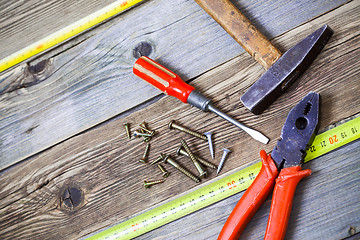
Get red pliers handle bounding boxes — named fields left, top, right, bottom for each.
left=218, top=150, right=311, bottom=240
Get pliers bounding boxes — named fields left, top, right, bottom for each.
left=218, top=92, right=320, bottom=240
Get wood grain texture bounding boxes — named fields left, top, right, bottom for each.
left=0, top=0, right=349, bottom=170
left=0, top=2, right=359, bottom=239
left=0, top=0, right=117, bottom=60
left=136, top=139, right=360, bottom=240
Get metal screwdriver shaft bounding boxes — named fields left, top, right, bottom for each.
left=207, top=104, right=269, bottom=144
left=133, top=56, right=269, bottom=144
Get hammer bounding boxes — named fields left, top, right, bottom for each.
left=194, top=0, right=333, bottom=114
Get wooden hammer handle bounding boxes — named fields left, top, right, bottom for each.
left=194, top=0, right=282, bottom=70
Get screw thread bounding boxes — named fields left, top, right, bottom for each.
left=176, top=165, right=201, bottom=183
left=180, top=139, right=196, bottom=163
left=197, top=157, right=217, bottom=169
left=165, top=155, right=200, bottom=183
left=124, top=123, right=131, bottom=139
left=140, top=125, right=154, bottom=134
left=180, top=128, right=207, bottom=140
left=142, top=142, right=150, bottom=160
left=134, top=130, right=153, bottom=137
left=169, top=121, right=207, bottom=140
left=158, top=163, right=165, bottom=172
left=180, top=139, right=207, bottom=177
left=144, top=179, right=165, bottom=188
left=217, top=148, right=231, bottom=175
left=177, top=147, right=217, bottom=169
left=158, top=164, right=170, bottom=178
left=205, top=132, right=214, bottom=159
left=150, top=155, right=164, bottom=165
left=139, top=123, right=155, bottom=135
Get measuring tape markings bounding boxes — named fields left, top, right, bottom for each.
left=0, top=0, right=145, bottom=73
left=87, top=116, right=360, bottom=240
left=304, top=116, right=359, bottom=162
left=88, top=161, right=262, bottom=240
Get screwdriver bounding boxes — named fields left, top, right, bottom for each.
left=133, top=56, right=269, bottom=144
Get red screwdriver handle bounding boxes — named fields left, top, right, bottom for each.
left=264, top=166, right=311, bottom=240
left=218, top=150, right=279, bottom=240
left=133, top=56, right=195, bottom=103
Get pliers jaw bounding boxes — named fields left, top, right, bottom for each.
left=272, top=92, right=319, bottom=169
left=218, top=91, right=320, bottom=240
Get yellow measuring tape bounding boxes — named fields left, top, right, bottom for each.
left=86, top=116, right=360, bottom=239
left=0, top=0, right=145, bottom=73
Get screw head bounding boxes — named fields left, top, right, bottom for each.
left=161, top=154, right=169, bottom=163
left=204, top=131, right=212, bottom=137
left=176, top=146, right=183, bottom=155
left=223, top=148, right=231, bottom=154
left=163, top=172, right=170, bottom=178
left=168, top=120, right=175, bottom=129
left=199, top=171, right=207, bottom=177
left=144, top=181, right=151, bottom=188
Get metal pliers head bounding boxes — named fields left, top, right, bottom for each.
left=272, top=91, right=319, bottom=169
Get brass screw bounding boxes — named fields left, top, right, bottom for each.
left=140, top=142, right=150, bottom=163
left=168, top=120, right=207, bottom=141
left=162, top=154, right=200, bottom=183
left=134, top=130, right=153, bottom=138
left=158, top=164, right=170, bottom=178
left=180, top=139, right=207, bottom=178
left=150, top=155, right=165, bottom=165
left=139, top=122, right=155, bottom=135
left=176, top=146, right=217, bottom=169
left=144, top=179, right=165, bottom=188
left=124, top=123, right=131, bottom=139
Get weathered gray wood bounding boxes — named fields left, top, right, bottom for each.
left=0, top=2, right=359, bottom=239
left=0, top=0, right=117, bottom=60
left=136, top=139, right=360, bottom=240
left=0, top=0, right=349, bottom=170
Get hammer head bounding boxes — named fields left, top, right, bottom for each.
left=240, top=25, right=333, bottom=114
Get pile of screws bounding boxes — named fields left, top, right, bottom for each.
left=123, top=121, right=169, bottom=188
left=123, top=120, right=231, bottom=188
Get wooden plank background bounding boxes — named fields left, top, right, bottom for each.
left=0, top=0, right=116, bottom=60
left=0, top=0, right=349, bottom=170
left=0, top=0, right=359, bottom=239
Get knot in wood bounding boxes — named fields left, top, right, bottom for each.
left=133, top=42, right=153, bottom=58
left=62, top=187, right=83, bottom=209
left=28, top=59, right=48, bottom=74
left=348, top=226, right=356, bottom=236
